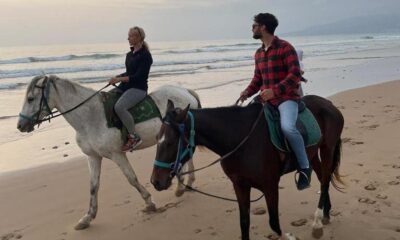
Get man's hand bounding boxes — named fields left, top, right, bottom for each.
left=260, top=89, right=274, bottom=101
left=109, top=77, right=120, bottom=85
left=239, top=90, right=249, bottom=102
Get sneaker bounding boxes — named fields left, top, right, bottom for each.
left=121, top=133, right=143, bottom=152
left=296, top=167, right=312, bottom=190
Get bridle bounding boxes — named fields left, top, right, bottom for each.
left=19, top=77, right=54, bottom=127
left=154, top=111, right=196, bottom=177
left=19, top=76, right=110, bottom=127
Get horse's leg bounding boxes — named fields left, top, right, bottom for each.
left=75, top=155, right=102, bottom=230
left=175, top=159, right=196, bottom=197
left=312, top=146, right=334, bottom=239
left=232, top=182, right=251, bottom=240
left=175, top=173, right=186, bottom=197
left=112, top=153, right=156, bottom=212
left=186, top=159, right=196, bottom=188
left=264, top=183, right=282, bottom=237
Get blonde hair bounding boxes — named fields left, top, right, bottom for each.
left=130, top=26, right=150, bottom=51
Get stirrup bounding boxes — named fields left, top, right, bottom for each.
left=295, top=170, right=311, bottom=190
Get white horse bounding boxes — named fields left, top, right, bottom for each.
left=17, top=75, right=200, bottom=230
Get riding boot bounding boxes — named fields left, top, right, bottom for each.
left=296, top=167, right=312, bottom=190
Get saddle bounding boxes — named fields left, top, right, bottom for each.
left=101, top=91, right=161, bottom=140
left=263, top=101, right=321, bottom=174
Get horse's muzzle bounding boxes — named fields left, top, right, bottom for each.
left=17, top=118, right=34, bottom=133
left=151, top=178, right=171, bottom=191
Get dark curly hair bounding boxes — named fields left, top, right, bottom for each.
left=254, top=13, right=279, bottom=35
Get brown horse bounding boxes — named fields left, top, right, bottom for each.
left=150, top=95, right=344, bottom=240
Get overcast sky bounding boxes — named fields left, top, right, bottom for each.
left=0, top=0, right=399, bottom=47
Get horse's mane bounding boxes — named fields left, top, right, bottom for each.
left=194, top=103, right=262, bottom=116
left=27, top=75, right=96, bottom=96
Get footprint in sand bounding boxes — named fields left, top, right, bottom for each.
left=252, top=207, right=266, bottom=215
left=364, top=184, right=377, bottom=191
left=330, top=210, right=341, bottom=216
left=266, top=234, right=280, bottom=240
left=396, top=176, right=400, bottom=180
left=376, top=194, right=388, bottom=200
left=351, top=179, right=360, bottom=184
left=351, top=141, right=364, bottom=145
left=358, top=197, right=376, bottom=204
left=1, top=232, right=23, bottom=240
left=388, top=180, right=400, bottom=185
left=362, top=124, right=379, bottom=130
left=113, top=200, right=131, bottom=207
left=392, top=164, right=400, bottom=169
left=291, top=218, right=307, bottom=227
left=194, top=229, right=202, bottom=234
left=342, top=137, right=352, bottom=143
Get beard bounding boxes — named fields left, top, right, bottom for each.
left=253, top=32, right=262, bottom=39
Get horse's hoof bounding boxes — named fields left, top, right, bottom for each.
left=74, top=222, right=90, bottom=230
left=322, top=217, right=330, bottom=225
left=283, top=233, right=297, bottom=240
left=312, top=227, right=323, bottom=239
left=175, top=189, right=185, bottom=197
left=142, top=203, right=157, bottom=213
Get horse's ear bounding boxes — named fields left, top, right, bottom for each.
left=178, top=104, right=190, bottom=120
left=166, top=99, right=175, bottom=112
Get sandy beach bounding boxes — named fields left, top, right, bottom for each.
left=1, top=79, right=399, bottom=240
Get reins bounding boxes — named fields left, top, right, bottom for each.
left=38, top=83, right=111, bottom=124
left=178, top=99, right=263, bottom=177
left=177, top=177, right=265, bottom=202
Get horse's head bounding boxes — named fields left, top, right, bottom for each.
left=151, top=100, right=192, bottom=191
left=17, top=75, right=56, bottom=132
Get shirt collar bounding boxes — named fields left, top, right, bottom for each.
left=261, top=36, right=279, bottom=51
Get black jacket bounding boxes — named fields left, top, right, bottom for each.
left=117, top=47, right=153, bottom=92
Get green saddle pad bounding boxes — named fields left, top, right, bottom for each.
left=101, top=91, right=161, bottom=140
left=264, top=103, right=321, bottom=152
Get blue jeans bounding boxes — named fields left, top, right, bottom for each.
left=278, top=100, right=309, bottom=169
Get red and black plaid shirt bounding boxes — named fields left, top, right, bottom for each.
left=245, top=36, right=301, bottom=106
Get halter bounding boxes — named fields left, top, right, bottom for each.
left=153, top=111, right=195, bottom=176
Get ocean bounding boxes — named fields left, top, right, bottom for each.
left=1, top=34, right=400, bottom=89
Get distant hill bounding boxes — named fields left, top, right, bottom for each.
left=285, top=14, right=400, bottom=36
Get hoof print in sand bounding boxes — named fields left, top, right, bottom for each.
left=388, top=180, right=399, bottom=185
left=364, top=184, right=377, bottom=191
left=330, top=210, right=341, bottom=216
left=291, top=218, right=307, bottom=227
left=376, top=194, right=388, bottom=200
left=358, top=197, right=376, bottom=204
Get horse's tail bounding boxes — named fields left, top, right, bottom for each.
left=331, top=138, right=346, bottom=192
left=187, top=88, right=202, bottom=109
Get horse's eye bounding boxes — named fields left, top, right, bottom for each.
left=27, top=97, right=34, bottom=103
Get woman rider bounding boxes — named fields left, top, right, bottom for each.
left=109, top=26, right=153, bottom=152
